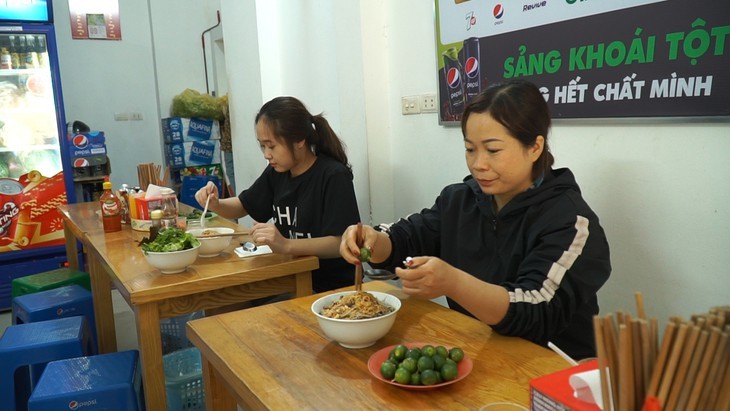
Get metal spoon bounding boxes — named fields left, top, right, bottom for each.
left=240, top=241, right=257, bottom=253
left=363, top=268, right=397, bottom=281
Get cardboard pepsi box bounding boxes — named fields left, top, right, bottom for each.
left=161, top=117, right=220, bottom=143
left=68, top=132, right=108, bottom=167
left=165, top=140, right=221, bottom=168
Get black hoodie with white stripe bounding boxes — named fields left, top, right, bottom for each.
left=378, top=167, right=611, bottom=360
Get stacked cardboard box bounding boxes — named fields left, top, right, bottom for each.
left=161, top=117, right=226, bottom=203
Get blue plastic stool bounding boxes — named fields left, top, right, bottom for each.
left=12, top=284, right=98, bottom=354
left=0, top=316, right=94, bottom=411
left=28, top=350, right=145, bottom=411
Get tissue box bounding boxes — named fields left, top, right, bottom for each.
left=162, top=117, right=220, bottom=143
left=530, top=359, right=602, bottom=411
left=165, top=140, right=221, bottom=168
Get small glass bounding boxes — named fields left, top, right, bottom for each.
left=176, top=216, right=187, bottom=230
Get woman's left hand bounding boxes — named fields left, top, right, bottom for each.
left=249, top=222, right=288, bottom=253
left=395, top=256, right=455, bottom=300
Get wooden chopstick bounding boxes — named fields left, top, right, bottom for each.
left=619, top=323, right=634, bottom=411
left=646, top=321, right=677, bottom=398
left=635, top=291, right=647, bottom=320
left=593, top=316, right=612, bottom=411
left=194, top=231, right=249, bottom=238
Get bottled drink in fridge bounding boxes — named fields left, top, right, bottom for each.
left=100, top=178, right=122, bottom=232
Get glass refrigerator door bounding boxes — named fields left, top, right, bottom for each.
left=0, top=32, right=62, bottom=180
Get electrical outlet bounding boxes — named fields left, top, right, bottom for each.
left=401, top=96, right=420, bottom=115
left=420, top=94, right=438, bottom=113
left=130, top=112, right=144, bottom=121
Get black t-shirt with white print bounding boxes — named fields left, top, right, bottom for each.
left=239, top=154, right=360, bottom=292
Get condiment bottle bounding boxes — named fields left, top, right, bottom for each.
left=100, top=178, right=122, bottom=232
left=160, top=187, right=178, bottom=228
left=149, top=209, right=163, bottom=241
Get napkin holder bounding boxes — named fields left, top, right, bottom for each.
left=530, top=359, right=602, bottom=411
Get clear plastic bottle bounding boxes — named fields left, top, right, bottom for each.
left=100, top=178, right=122, bottom=233
left=160, top=188, right=178, bottom=229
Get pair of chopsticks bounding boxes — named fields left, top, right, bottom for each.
left=355, top=223, right=363, bottom=292
left=594, top=293, right=730, bottom=411
left=193, top=231, right=249, bottom=239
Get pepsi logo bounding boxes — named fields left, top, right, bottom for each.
left=72, top=134, right=88, bottom=149
left=465, top=57, right=479, bottom=78
left=68, top=401, right=79, bottom=410
left=493, top=4, right=504, bottom=19
left=74, top=158, right=90, bottom=167
left=447, top=67, right=461, bottom=88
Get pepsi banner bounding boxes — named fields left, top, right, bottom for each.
left=435, top=0, right=730, bottom=123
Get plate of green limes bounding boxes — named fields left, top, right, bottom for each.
left=367, top=342, right=472, bottom=390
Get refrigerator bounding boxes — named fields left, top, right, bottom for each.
left=0, top=0, right=78, bottom=310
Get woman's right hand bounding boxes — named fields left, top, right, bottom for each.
left=194, top=181, right=220, bottom=210
left=340, top=223, right=384, bottom=265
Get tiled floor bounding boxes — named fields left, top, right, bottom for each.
left=0, top=288, right=140, bottom=351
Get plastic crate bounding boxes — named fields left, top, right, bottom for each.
left=160, top=311, right=204, bottom=354
left=163, top=347, right=205, bottom=411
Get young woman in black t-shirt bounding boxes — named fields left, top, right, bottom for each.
left=195, top=96, right=360, bottom=292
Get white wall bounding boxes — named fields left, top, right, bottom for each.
left=222, top=1, right=729, bottom=324
left=55, top=0, right=729, bottom=326
left=365, top=1, right=730, bottom=324
left=54, top=0, right=221, bottom=189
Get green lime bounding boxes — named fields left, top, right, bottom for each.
left=405, top=347, right=422, bottom=360
left=391, top=344, right=407, bottom=362
left=394, top=367, right=411, bottom=384
left=421, top=344, right=436, bottom=357
left=449, top=347, right=465, bottom=363
left=400, top=357, right=418, bottom=373
left=417, top=355, right=435, bottom=372
left=358, top=247, right=371, bottom=262
left=432, top=354, right=446, bottom=371
left=435, top=345, right=449, bottom=358
left=440, top=361, right=458, bottom=381
left=420, top=369, right=439, bottom=386
left=409, top=371, right=421, bottom=385
left=380, top=361, right=397, bottom=380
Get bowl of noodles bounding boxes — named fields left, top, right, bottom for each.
left=186, top=227, right=234, bottom=257
left=311, top=291, right=401, bottom=349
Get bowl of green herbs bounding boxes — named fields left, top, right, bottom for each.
left=140, top=228, right=201, bottom=274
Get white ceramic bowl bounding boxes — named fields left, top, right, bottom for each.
left=186, top=227, right=234, bottom=257
left=311, top=291, right=401, bottom=349
left=143, top=243, right=201, bottom=274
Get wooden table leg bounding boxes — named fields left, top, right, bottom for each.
left=63, top=222, right=79, bottom=271
left=202, top=358, right=237, bottom=410
left=294, top=271, right=313, bottom=297
left=135, top=302, right=168, bottom=411
left=87, top=246, right=117, bottom=353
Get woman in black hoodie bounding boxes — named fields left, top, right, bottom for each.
left=340, top=80, right=611, bottom=360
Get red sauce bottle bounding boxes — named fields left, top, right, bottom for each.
left=100, top=178, right=122, bottom=232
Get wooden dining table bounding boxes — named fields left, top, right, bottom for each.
left=57, top=201, right=318, bottom=411
left=186, top=281, right=572, bottom=410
